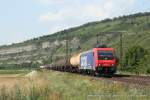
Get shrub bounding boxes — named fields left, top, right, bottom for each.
left=123, top=45, right=148, bottom=73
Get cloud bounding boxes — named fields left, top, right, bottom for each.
left=83, top=4, right=109, bottom=20
left=39, top=12, right=62, bottom=22
left=39, top=9, right=74, bottom=23
left=37, top=0, right=148, bottom=34
left=38, top=4, right=109, bottom=23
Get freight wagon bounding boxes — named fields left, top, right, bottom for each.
left=47, top=46, right=118, bottom=76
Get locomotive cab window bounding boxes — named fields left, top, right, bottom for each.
left=98, top=50, right=114, bottom=60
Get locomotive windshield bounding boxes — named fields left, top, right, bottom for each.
left=98, top=50, right=114, bottom=60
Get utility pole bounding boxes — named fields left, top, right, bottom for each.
left=65, top=31, right=69, bottom=65
left=50, top=51, right=53, bottom=64
left=97, top=32, right=104, bottom=46
left=120, top=32, right=123, bottom=69
left=100, top=32, right=103, bottom=46
left=96, top=33, right=99, bottom=45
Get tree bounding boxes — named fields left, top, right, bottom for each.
left=137, top=55, right=150, bottom=74
left=124, top=45, right=148, bottom=72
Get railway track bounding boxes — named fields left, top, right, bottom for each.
left=46, top=66, right=150, bottom=87
left=99, top=74, right=150, bottom=86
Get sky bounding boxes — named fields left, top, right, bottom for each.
left=0, top=0, right=150, bottom=45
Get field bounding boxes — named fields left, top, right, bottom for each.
left=0, top=69, right=149, bottom=100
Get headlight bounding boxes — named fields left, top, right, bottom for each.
left=111, top=64, right=114, bottom=66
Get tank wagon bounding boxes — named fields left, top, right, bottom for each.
left=50, top=47, right=117, bottom=75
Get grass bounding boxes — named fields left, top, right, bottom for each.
left=0, top=70, right=30, bottom=74
left=0, top=69, right=149, bottom=100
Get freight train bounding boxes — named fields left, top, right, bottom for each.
left=48, top=46, right=118, bottom=76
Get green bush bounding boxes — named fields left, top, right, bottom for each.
left=123, top=45, right=148, bottom=73
left=137, top=55, right=150, bottom=74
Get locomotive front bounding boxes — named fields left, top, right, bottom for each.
left=94, top=48, right=117, bottom=75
